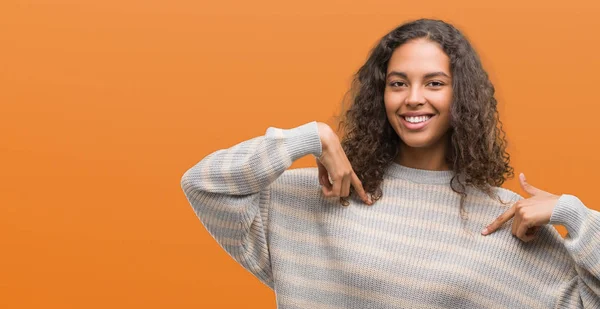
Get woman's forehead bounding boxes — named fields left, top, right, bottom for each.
left=387, top=39, right=450, bottom=76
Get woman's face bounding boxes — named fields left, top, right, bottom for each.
left=384, top=38, right=453, bottom=150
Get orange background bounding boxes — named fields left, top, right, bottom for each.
left=2, top=0, right=600, bottom=308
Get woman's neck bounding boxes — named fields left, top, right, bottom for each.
left=395, top=138, right=451, bottom=171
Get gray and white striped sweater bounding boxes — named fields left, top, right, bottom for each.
left=180, top=120, right=600, bottom=308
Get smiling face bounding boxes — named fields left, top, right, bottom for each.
left=384, top=38, right=453, bottom=151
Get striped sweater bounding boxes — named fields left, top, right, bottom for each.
left=180, top=120, right=600, bottom=308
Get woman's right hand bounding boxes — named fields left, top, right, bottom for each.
left=315, top=122, right=373, bottom=206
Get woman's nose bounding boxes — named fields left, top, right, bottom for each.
left=405, top=87, right=426, bottom=106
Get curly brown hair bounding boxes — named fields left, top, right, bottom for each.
left=332, top=18, right=514, bottom=219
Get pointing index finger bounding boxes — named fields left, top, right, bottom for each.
left=482, top=204, right=516, bottom=235
left=351, top=172, right=372, bottom=205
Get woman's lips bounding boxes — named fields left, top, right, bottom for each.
left=400, top=115, right=434, bottom=131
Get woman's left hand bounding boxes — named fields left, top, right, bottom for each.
left=481, top=173, right=560, bottom=242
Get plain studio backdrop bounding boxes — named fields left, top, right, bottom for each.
left=2, top=0, right=600, bottom=308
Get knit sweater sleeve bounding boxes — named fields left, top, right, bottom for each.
left=179, top=121, right=322, bottom=290
left=549, top=194, right=600, bottom=308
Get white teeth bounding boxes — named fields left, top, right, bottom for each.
left=404, top=115, right=432, bottom=123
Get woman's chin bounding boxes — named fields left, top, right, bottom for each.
left=403, top=142, right=431, bottom=149
left=399, top=136, right=434, bottom=149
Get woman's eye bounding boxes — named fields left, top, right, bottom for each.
left=427, top=81, right=444, bottom=87
left=390, top=81, right=406, bottom=87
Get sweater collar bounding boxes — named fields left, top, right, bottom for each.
left=385, top=161, right=456, bottom=184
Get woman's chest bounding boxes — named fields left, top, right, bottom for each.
left=268, top=201, right=555, bottom=308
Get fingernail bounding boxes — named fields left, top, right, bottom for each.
left=481, top=228, right=488, bottom=235
left=340, top=197, right=350, bottom=206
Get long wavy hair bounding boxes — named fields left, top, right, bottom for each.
left=334, top=18, right=514, bottom=219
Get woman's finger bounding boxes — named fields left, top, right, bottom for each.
left=526, top=226, right=540, bottom=235
left=338, top=173, right=351, bottom=206
left=331, top=174, right=342, bottom=198
left=321, top=178, right=333, bottom=197
left=351, top=172, right=372, bottom=205
left=512, top=213, right=520, bottom=237
left=516, top=220, right=536, bottom=241
left=316, top=160, right=330, bottom=188
left=340, top=172, right=350, bottom=197
left=482, top=204, right=516, bottom=235
left=321, top=173, right=332, bottom=189
left=321, top=186, right=331, bottom=197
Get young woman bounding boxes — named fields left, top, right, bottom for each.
left=181, top=18, right=600, bottom=308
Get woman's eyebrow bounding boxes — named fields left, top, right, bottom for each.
left=386, top=71, right=450, bottom=80
left=423, top=72, right=450, bottom=79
